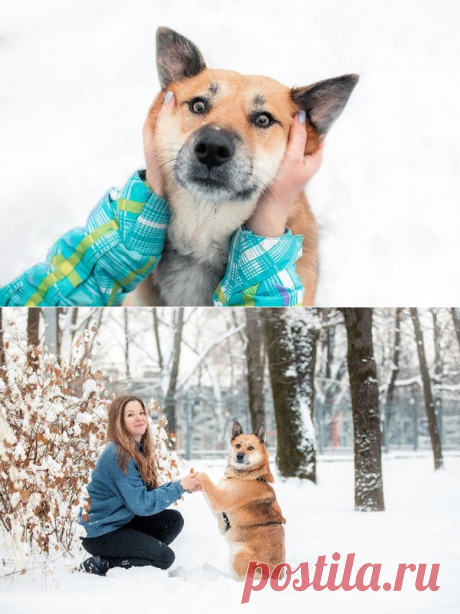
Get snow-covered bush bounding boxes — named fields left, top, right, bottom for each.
left=0, top=322, right=109, bottom=574
left=0, top=319, right=181, bottom=575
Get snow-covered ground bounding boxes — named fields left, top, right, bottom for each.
left=1, top=453, right=459, bottom=613
left=1, top=0, right=460, bottom=305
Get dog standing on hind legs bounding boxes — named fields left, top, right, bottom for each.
left=196, top=421, right=286, bottom=581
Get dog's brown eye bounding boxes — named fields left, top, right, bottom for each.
left=189, top=98, right=208, bottom=114
left=235, top=444, right=241, bottom=449
left=254, top=113, right=273, bottom=127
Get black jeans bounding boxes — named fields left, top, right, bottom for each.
left=81, top=509, right=184, bottom=570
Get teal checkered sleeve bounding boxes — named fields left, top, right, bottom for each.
left=213, top=227, right=304, bottom=306
left=0, top=172, right=170, bottom=306
left=0, top=178, right=305, bottom=307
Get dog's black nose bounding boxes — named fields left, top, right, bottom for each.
left=236, top=452, right=245, bottom=462
left=194, top=129, right=235, bottom=170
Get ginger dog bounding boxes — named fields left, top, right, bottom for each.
left=196, top=421, right=286, bottom=580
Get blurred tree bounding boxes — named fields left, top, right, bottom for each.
left=245, top=309, right=265, bottom=432
left=26, top=307, right=41, bottom=369
left=164, top=307, right=184, bottom=436
left=383, top=307, right=403, bottom=452
left=316, top=309, right=346, bottom=453
left=450, top=308, right=460, bottom=351
left=152, top=307, right=164, bottom=372
left=431, top=308, right=444, bottom=443
left=262, top=308, right=318, bottom=482
left=410, top=308, right=443, bottom=470
left=124, top=308, right=130, bottom=378
left=342, top=308, right=385, bottom=511
left=290, top=309, right=320, bottom=482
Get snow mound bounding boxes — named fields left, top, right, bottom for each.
left=168, top=563, right=233, bottom=584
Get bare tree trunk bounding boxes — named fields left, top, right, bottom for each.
left=152, top=308, right=164, bottom=372
left=410, top=308, right=443, bottom=470
left=290, top=309, right=320, bottom=483
left=323, top=309, right=335, bottom=411
left=245, top=309, right=265, bottom=432
left=431, top=308, right=444, bottom=444
left=342, top=308, right=385, bottom=511
left=262, top=308, right=316, bottom=480
left=43, top=308, right=59, bottom=358
left=124, top=308, right=130, bottom=378
left=27, top=308, right=41, bottom=369
left=450, top=308, right=460, bottom=351
left=383, top=307, right=403, bottom=452
left=319, top=309, right=336, bottom=451
left=225, top=318, right=237, bottom=441
left=55, top=307, right=65, bottom=357
left=431, top=309, right=443, bottom=379
left=71, top=307, right=79, bottom=337
left=84, top=309, right=103, bottom=361
left=164, top=308, right=185, bottom=436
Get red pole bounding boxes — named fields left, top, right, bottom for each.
left=332, top=418, right=339, bottom=449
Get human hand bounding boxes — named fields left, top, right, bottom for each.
left=143, top=91, right=177, bottom=199
left=246, top=112, right=324, bottom=237
left=180, top=471, right=202, bottom=493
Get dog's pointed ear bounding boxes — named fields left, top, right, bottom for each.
left=156, top=27, right=206, bottom=89
left=291, top=74, right=359, bottom=137
left=231, top=421, right=243, bottom=440
left=255, top=423, right=266, bottom=444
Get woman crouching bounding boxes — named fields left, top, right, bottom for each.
left=79, top=394, right=200, bottom=576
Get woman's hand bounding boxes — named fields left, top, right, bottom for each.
left=143, top=91, right=176, bottom=198
left=246, top=112, right=324, bottom=237
left=180, top=471, right=202, bottom=493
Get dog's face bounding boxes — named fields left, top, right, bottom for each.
left=147, top=28, right=358, bottom=210
left=227, top=421, right=268, bottom=472
left=155, top=69, right=298, bottom=205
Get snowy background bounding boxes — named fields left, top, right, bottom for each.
left=1, top=0, right=460, bottom=306
left=0, top=453, right=459, bottom=613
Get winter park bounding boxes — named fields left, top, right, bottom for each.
left=1, top=2, right=460, bottom=612
left=1, top=0, right=460, bottom=306
left=0, top=307, right=459, bottom=613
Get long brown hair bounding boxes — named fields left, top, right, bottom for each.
left=107, top=395, right=159, bottom=489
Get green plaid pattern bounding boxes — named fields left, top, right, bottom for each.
left=0, top=175, right=305, bottom=307
left=0, top=172, right=170, bottom=306
left=213, top=227, right=304, bottom=306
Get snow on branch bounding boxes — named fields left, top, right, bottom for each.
left=0, top=320, right=109, bottom=574
left=177, top=323, right=245, bottom=391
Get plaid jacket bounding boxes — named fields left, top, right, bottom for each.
left=0, top=172, right=304, bottom=307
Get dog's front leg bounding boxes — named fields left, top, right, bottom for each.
left=196, top=472, right=230, bottom=513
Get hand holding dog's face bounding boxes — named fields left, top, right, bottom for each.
left=246, top=115, right=325, bottom=237
left=143, top=91, right=177, bottom=198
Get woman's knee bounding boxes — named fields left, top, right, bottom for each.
left=81, top=536, right=107, bottom=557
left=168, top=509, right=184, bottom=531
left=156, top=547, right=175, bottom=570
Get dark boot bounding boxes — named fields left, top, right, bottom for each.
left=80, top=556, right=110, bottom=576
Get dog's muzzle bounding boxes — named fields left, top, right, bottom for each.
left=235, top=452, right=246, bottom=464
left=174, top=125, right=257, bottom=201
left=194, top=129, right=235, bottom=171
